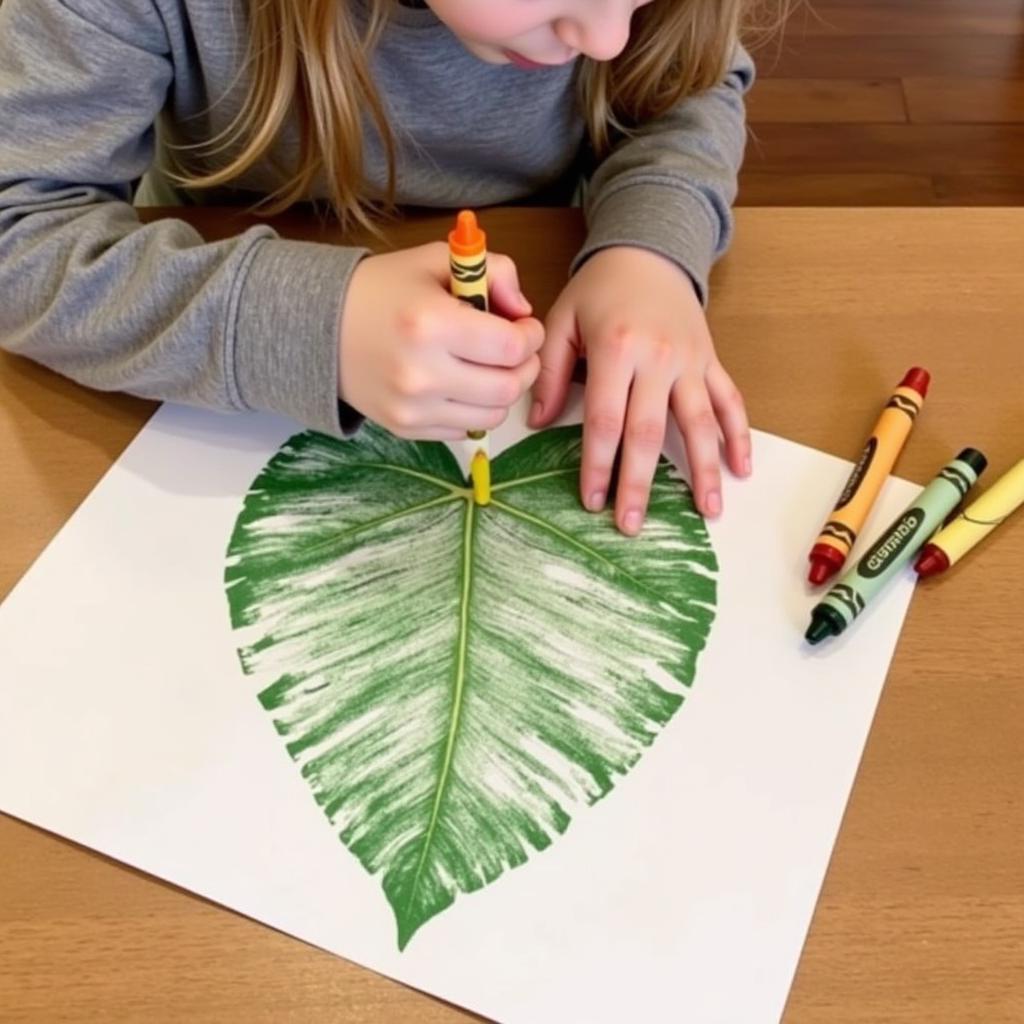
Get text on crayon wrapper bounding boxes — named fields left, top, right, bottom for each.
left=860, top=510, right=925, bottom=577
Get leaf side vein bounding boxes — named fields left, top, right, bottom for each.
left=490, top=498, right=687, bottom=616
left=299, top=494, right=461, bottom=557
left=347, top=462, right=466, bottom=494
left=490, top=467, right=577, bottom=493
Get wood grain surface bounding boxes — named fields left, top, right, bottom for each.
left=2, top=207, right=1023, bottom=1023
left=742, top=0, right=1024, bottom=205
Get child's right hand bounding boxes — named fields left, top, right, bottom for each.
left=339, top=243, right=544, bottom=440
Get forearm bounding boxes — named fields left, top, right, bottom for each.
left=574, top=43, right=755, bottom=303
left=0, top=0, right=366, bottom=436
left=0, top=187, right=364, bottom=435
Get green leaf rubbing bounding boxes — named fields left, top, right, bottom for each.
left=225, top=424, right=717, bottom=949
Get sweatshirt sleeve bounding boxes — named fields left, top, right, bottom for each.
left=0, top=0, right=366, bottom=437
left=572, top=43, right=755, bottom=304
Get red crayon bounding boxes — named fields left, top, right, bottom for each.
left=915, top=458, right=1024, bottom=577
left=914, top=547, right=949, bottom=578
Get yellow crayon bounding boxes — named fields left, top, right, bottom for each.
left=915, top=457, right=1024, bottom=576
left=808, top=367, right=930, bottom=585
left=470, top=450, right=491, bottom=506
left=447, top=209, right=491, bottom=504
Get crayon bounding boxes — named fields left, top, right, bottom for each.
left=448, top=209, right=491, bottom=505
left=805, top=447, right=987, bottom=645
left=449, top=209, right=489, bottom=315
left=470, top=449, right=491, bottom=506
left=915, top=457, right=1024, bottom=577
left=808, top=368, right=931, bottom=585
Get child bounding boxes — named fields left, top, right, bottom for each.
left=0, top=0, right=774, bottom=534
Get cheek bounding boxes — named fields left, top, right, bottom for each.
left=429, top=1, right=541, bottom=42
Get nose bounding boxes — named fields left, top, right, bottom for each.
left=554, top=8, right=631, bottom=62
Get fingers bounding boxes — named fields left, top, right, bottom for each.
left=707, top=361, right=752, bottom=478
left=388, top=400, right=510, bottom=438
left=421, top=244, right=544, bottom=367
left=391, top=344, right=537, bottom=409
left=390, top=425, right=477, bottom=443
left=443, top=353, right=541, bottom=408
left=614, top=371, right=672, bottom=535
left=445, top=304, right=545, bottom=368
left=529, top=301, right=579, bottom=428
left=419, top=240, right=463, bottom=291
left=487, top=252, right=534, bottom=320
left=579, top=339, right=633, bottom=516
left=670, top=378, right=723, bottom=519
left=420, top=241, right=533, bottom=320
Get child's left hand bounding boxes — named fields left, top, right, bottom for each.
left=528, top=245, right=751, bottom=535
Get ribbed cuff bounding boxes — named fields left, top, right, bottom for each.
left=232, top=237, right=368, bottom=437
left=571, top=183, right=720, bottom=305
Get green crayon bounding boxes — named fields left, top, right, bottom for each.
left=805, top=448, right=988, bottom=645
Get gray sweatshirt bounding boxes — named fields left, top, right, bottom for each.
left=0, top=0, right=753, bottom=437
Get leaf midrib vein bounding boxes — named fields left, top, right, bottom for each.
left=406, top=496, right=475, bottom=910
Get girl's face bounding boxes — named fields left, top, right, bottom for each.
left=425, top=0, right=656, bottom=68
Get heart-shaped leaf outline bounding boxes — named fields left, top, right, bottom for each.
left=226, top=424, right=717, bottom=948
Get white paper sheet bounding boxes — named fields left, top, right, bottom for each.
left=0, top=396, right=920, bottom=1023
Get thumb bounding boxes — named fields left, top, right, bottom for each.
left=486, top=253, right=534, bottom=320
left=529, top=305, right=578, bottom=428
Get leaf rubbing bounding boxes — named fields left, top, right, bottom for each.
left=225, top=424, right=717, bottom=949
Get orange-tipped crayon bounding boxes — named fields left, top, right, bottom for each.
left=448, top=209, right=488, bottom=315
left=808, top=368, right=930, bottom=585
left=447, top=210, right=491, bottom=505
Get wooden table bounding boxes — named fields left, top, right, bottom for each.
left=2, top=208, right=1022, bottom=1023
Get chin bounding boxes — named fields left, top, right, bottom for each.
left=462, top=40, right=511, bottom=64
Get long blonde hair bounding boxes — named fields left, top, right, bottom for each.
left=178, top=0, right=790, bottom=234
